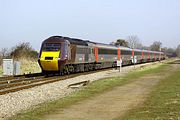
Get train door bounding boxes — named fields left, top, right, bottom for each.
left=88, top=47, right=94, bottom=62
left=70, top=44, right=76, bottom=63
left=84, top=47, right=89, bottom=62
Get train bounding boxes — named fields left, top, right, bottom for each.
left=38, top=36, right=165, bottom=75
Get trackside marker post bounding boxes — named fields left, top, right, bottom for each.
left=117, top=59, right=122, bottom=72
left=131, top=56, right=137, bottom=69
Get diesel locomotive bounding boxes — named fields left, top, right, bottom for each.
left=38, top=36, right=165, bottom=74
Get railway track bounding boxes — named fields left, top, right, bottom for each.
left=0, top=74, right=77, bottom=95
left=0, top=61, right=163, bottom=96
left=0, top=68, right=113, bottom=95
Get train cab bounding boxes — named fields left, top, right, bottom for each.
left=38, top=36, right=70, bottom=72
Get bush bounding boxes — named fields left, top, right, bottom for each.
left=0, top=42, right=38, bottom=66
left=10, top=42, right=38, bottom=60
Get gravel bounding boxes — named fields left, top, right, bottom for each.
left=0, top=62, right=160, bottom=120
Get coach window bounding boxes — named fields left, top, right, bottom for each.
left=77, top=48, right=84, bottom=54
left=135, top=52, right=141, bottom=55
left=112, top=50, right=117, bottom=55
left=121, top=50, right=132, bottom=55
left=98, top=48, right=105, bottom=54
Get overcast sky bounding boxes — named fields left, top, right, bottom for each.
left=0, top=0, right=180, bottom=51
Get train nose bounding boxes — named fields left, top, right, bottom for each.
left=39, top=51, right=60, bottom=71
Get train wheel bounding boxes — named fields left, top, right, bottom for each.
left=84, top=64, right=89, bottom=72
left=68, top=65, right=74, bottom=73
left=63, top=66, right=70, bottom=75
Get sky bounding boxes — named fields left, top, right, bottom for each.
left=0, top=0, right=180, bottom=51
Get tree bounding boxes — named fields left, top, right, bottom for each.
left=0, top=48, right=9, bottom=58
left=10, top=42, right=38, bottom=60
left=161, top=47, right=167, bottom=52
left=0, top=48, right=10, bottom=65
left=164, top=48, right=176, bottom=57
left=141, top=46, right=150, bottom=50
left=127, top=35, right=143, bottom=49
left=150, top=41, right=162, bottom=51
left=114, top=39, right=129, bottom=47
left=176, top=44, right=180, bottom=58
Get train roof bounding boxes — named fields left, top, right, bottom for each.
left=43, top=36, right=164, bottom=54
left=44, top=36, right=88, bottom=46
left=94, top=43, right=118, bottom=49
left=133, top=49, right=142, bottom=52
left=118, top=46, right=132, bottom=51
left=143, top=50, right=163, bottom=54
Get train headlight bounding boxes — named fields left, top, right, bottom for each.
left=53, top=57, right=60, bottom=60
left=54, top=57, right=59, bottom=60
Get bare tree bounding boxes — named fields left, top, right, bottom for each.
left=150, top=41, right=162, bottom=51
left=0, top=48, right=9, bottom=58
left=127, top=35, right=143, bottom=49
left=0, top=48, right=10, bottom=65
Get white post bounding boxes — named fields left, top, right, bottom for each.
left=117, top=59, right=122, bottom=73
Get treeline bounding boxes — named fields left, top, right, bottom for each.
left=0, top=42, right=38, bottom=65
left=112, top=35, right=180, bottom=58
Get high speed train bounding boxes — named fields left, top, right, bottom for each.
left=38, top=36, right=165, bottom=74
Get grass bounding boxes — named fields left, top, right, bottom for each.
left=120, top=64, right=180, bottom=119
left=10, top=62, right=170, bottom=120
left=20, top=61, right=41, bottom=74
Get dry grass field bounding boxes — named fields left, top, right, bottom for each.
left=0, top=59, right=41, bottom=77
left=19, top=59, right=41, bottom=74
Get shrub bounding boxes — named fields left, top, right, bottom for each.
left=10, top=42, right=38, bottom=60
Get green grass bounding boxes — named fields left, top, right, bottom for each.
left=10, top=62, right=170, bottom=120
left=121, top=66, right=180, bottom=119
